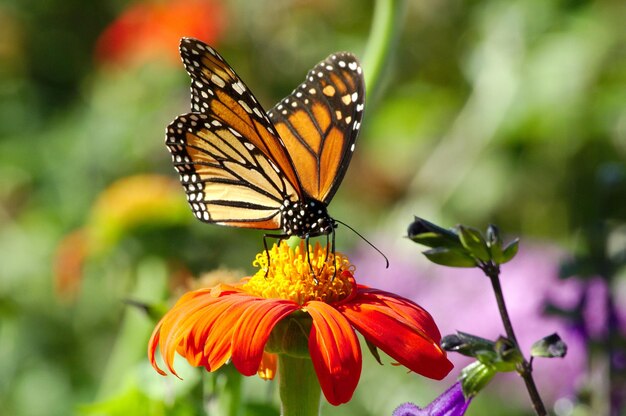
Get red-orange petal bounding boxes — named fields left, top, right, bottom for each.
left=231, top=299, right=298, bottom=376
left=258, top=352, right=278, bottom=380
left=306, top=301, right=362, bottom=406
left=148, top=288, right=258, bottom=376
left=337, top=289, right=453, bottom=380
left=354, top=287, right=443, bottom=340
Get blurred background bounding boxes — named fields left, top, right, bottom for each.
left=1, top=0, right=625, bottom=415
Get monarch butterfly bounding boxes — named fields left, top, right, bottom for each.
left=165, top=38, right=365, bottom=257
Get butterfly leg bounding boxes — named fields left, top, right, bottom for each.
left=331, top=228, right=337, bottom=280
left=263, top=233, right=290, bottom=278
left=304, top=234, right=319, bottom=283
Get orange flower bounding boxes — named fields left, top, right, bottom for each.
left=95, top=0, right=224, bottom=66
left=149, top=242, right=453, bottom=406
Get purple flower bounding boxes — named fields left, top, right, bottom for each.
left=392, top=382, right=471, bottom=416
left=351, top=239, right=624, bottom=405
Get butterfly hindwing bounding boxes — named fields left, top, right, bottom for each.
left=166, top=111, right=297, bottom=229
left=267, top=52, right=365, bottom=204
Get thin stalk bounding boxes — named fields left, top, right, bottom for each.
left=483, top=263, right=547, bottom=416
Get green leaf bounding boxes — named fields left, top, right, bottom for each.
left=441, top=332, right=495, bottom=358
left=500, top=238, right=520, bottom=263
left=486, top=224, right=501, bottom=247
left=365, top=339, right=383, bottom=365
left=486, top=225, right=505, bottom=263
left=458, top=226, right=491, bottom=262
left=423, top=247, right=477, bottom=268
left=531, top=333, right=568, bottom=358
left=492, top=336, right=522, bottom=371
left=407, top=217, right=462, bottom=249
left=460, top=361, right=496, bottom=397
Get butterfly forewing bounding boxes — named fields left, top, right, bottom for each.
left=267, top=52, right=365, bottom=204
left=177, top=38, right=302, bottom=195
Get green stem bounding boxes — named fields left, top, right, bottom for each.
left=362, top=0, right=406, bottom=103
left=484, top=263, right=547, bottom=416
left=204, top=366, right=243, bottom=416
left=278, top=354, right=321, bottom=416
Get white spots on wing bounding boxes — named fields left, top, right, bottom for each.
left=351, top=92, right=358, bottom=102
left=350, top=143, right=356, bottom=152
left=317, top=71, right=324, bottom=78
left=232, top=81, right=246, bottom=94
left=356, top=103, right=364, bottom=112
left=211, top=120, right=222, bottom=127
left=338, top=60, right=346, bottom=68
left=345, top=116, right=352, bottom=124
left=253, top=106, right=264, bottom=119
left=357, top=66, right=362, bottom=75
left=201, top=90, right=209, bottom=99
left=229, top=127, right=242, bottom=137
left=239, top=100, right=252, bottom=113
left=348, top=62, right=357, bottom=71
left=291, top=101, right=297, bottom=108
left=244, top=142, right=255, bottom=150
left=203, top=211, right=210, bottom=221
left=325, top=65, right=333, bottom=71
left=211, top=73, right=226, bottom=87
left=309, top=88, right=316, bottom=95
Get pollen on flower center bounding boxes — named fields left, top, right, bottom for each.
left=242, top=241, right=355, bottom=305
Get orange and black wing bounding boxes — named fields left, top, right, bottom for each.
left=267, top=52, right=365, bottom=204
left=165, top=38, right=299, bottom=229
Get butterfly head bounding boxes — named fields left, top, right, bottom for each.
left=280, top=198, right=336, bottom=238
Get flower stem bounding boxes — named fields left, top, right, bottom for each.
left=483, top=263, right=547, bottom=416
left=278, top=354, right=321, bottom=416
left=362, top=0, right=406, bottom=102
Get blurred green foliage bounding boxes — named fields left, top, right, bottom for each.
left=1, top=0, right=625, bottom=415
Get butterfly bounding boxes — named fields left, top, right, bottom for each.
left=165, top=38, right=365, bottom=254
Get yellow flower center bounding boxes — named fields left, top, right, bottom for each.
left=242, top=241, right=355, bottom=305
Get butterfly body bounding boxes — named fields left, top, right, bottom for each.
left=279, top=198, right=335, bottom=238
left=166, top=38, right=364, bottom=244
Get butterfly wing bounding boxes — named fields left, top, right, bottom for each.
left=166, top=38, right=301, bottom=229
left=267, top=52, right=365, bottom=204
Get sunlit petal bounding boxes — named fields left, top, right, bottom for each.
left=258, top=352, right=278, bottom=380
left=306, top=301, right=362, bottom=405
left=338, top=290, right=453, bottom=380
left=231, top=299, right=299, bottom=376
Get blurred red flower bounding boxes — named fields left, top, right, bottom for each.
left=95, top=0, right=225, bottom=67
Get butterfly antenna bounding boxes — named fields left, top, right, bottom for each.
left=334, top=219, right=389, bottom=268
